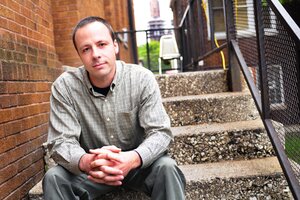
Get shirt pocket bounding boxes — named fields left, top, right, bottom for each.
left=117, top=106, right=140, bottom=149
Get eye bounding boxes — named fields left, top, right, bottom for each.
left=82, top=47, right=90, bottom=53
left=98, top=42, right=106, bottom=47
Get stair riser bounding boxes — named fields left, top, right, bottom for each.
left=164, top=95, right=259, bottom=127
left=185, top=174, right=291, bottom=200
left=169, top=129, right=275, bottom=165
left=156, top=70, right=228, bottom=98
left=38, top=174, right=286, bottom=200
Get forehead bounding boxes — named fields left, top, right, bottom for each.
left=75, top=21, right=112, bottom=44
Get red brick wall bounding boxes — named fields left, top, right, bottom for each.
left=0, top=0, right=135, bottom=199
left=0, top=0, right=62, bottom=199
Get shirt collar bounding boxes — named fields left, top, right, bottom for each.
left=80, top=60, right=124, bottom=97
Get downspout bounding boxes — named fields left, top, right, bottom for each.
left=127, top=0, right=138, bottom=64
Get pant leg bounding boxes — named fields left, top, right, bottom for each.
left=42, top=165, right=116, bottom=200
left=124, top=155, right=186, bottom=200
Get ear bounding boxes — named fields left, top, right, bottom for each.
left=114, top=40, right=119, bottom=55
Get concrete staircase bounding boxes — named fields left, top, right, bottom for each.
left=29, top=70, right=293, bottom=199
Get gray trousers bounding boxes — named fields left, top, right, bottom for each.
left=43, top=155, right=186, bottom=200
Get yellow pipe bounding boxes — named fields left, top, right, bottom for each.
left=202, top=1, right=227, bottom=70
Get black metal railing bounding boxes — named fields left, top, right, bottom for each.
left=116, top=28, right=180, bottom=74
left=224, top=0, right=300, bottom=199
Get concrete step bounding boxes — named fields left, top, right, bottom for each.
left=29, top=157, right=293, bottom=200
left=169, top=119, right=275, bottom=165
left=163, top=91, right=259, bottom=127
left=156, top=70, right=228, bottom=98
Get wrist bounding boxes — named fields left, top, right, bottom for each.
left=79, top=153, right=93, bottom=173
left=131, top=151, right=142, bottom=169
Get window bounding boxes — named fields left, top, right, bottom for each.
left=205, top=0, right=278, bottom=40
left=267, top=65, right=285, bottom=107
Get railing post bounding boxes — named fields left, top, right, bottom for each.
left=196, top=0, right=206, bottom=70
left=208, top=0, right=216, bottom=49
left=146, top=31, right=151, bottom=71
left=254, top=0, right=270, bottom=119
left=224, top=0, right=242, bottom=92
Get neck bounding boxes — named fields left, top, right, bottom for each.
left=88, top=69, right=116, bottom=88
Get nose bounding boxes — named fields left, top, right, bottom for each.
left=92, top=46, right=101, bottom=59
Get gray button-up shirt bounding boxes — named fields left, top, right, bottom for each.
left=46, top=61, right=173, bottom=175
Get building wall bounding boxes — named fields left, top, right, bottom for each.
left=170, top=0, right=227, bottom=70
left=0, top=0, right=62, bottom=199
left=0, top=0, right=135, bottom=199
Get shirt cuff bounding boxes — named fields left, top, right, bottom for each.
left=68, top=150, right=86, bottom=175
left=134, top=146, right=153, bottom=168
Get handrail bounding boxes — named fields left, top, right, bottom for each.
left=231, top=40, right=262, bottom=112
left=196, top=42, right=227, bottom=65
left=267, top=0, right=300, bottom=44
left=229, top=0, right=300, bottom=199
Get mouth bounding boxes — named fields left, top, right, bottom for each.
left=92, top=62, right=106, bottom=69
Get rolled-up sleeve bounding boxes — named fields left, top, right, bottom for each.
left=135, top=71, right=173, bottom=168
left=46, top=76, right=86, bottom=175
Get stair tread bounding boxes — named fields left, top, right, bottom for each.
left=30, top=157, right=283, bottom=197
left=171, top=119, right=264, bottom=137
left=179, top=156, right=282, bottom=182
left=162, top=91, right=251, bottom=102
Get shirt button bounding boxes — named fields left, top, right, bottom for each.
left=110, top=135, right=114, bottom=139
left=104, top=99, right=107, bottom=102
left=106, top=118, right=110, bottom=121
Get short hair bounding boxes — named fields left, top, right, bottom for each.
left=72, top=16, right=116, bottom=51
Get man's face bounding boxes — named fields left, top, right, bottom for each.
left=75, top=21, right=119, bottom=86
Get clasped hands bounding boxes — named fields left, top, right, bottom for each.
left=79, top=145, right=141, bottom=186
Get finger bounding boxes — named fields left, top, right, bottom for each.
left=90, top=159, right=115, bottom=168
left=88, top=170, right=107, bottom=179
left=100, top=165, right=123, bottom=175
left=87, top=176, right=123, bottom=186
left=101, top=145, right=121, bottom=153
left=103, top=174, right=124, bottom=182
left=89, top=148, right=110, bottom=155
left=106, top=152, right=123, bottom=163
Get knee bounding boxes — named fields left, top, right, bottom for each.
left=154, top=156, right=178, bottom=174
left=43, top=165, right=68, bottom=186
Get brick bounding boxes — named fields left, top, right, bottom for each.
left=8, top=20, right=22, bottom=34
left=0, top=135, right=16, bottom=154
left=0, top=39, right=15, bottom=50
left=17, top=94, right=32, bottom=106
left=35, top=82, right=51, bottom=92
left=16, top=126, right=41, bottom=145
left=0, top=142, right=30, bottom=169
left=13, top=52, right=26, bottom=62
left=17, top=153, right=33, bottom=173
left=4, top=189, right=20, bottom=200
left=0, top=16, right=8, bottom=29
left=6, top=0, right=20, bottom=12
left=0, top=108, right=12, bottom=123
left=0, top=163, right=18, bottom=185
left=0, top=171, right=27, bottom=200
left=0, top=82, right=8, bottom=94
left=7, top=81, right=24, bottom=94
left=3, top=119, right=23, bottom=136
left=15, top=43, right=27, bottom=54
left=10, top=106, right=28, bottom=120
left=0, top=94, right=18, bottom=108
left=2, top=61, right=17, bottom=81
left=14, top=12, right=26, bottom=25
left=28, top=135, right=46, bottom=153
left=0, top=5, right=15, bottom=20
left=0, top=124, right=4, bottom=139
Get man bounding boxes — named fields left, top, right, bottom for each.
left=43, top=16, right=186, bottom=200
